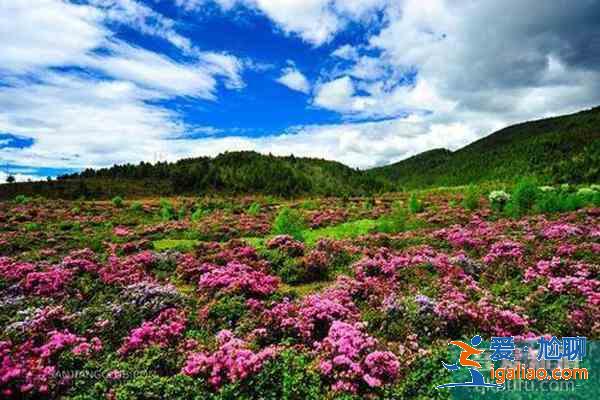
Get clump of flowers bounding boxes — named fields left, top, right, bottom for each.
left=0, top=257, right=37, bottom=281
left=22, top=267, right=73, bottom=296
left=483, top=240, right=524, bottom=264
left=265, top=287, right=360, bottom=342
left=98, top=251, right=155, bottom=285
left=316, top=321, right=399, bottom=393
left=488, top=190, right=511, bottom=210
left=0, top=331, right=101, bottom=396
left=120, top=281, right=187, bottom=316
left=113, top=226, right=132, bottom=237
left=181, top=330, right=277, bottom=388
left=118, top=308, right=186, bottom=356
left=266, top=235, right=305, bottom=256
left=198, top=261, right=279, bottom=297
left=541, top=222, right=583, bottom=240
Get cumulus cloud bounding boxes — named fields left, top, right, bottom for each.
left=312, top=0, right=600, bottom=147
left=276, top=65, right=311, bottom=93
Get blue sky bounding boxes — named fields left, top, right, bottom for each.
left=1, top=0, right=600, bottom=181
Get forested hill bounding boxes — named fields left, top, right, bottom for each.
left=0, top=151, right=391, bottom=199
left=1, top=106, right=599, bottom=199
left=370, top=106, right=600, bottom=188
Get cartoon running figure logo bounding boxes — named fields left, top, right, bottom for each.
left=437, top=335, right=503, bottom=389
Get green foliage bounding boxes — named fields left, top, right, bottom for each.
left=302, top=219, right=377, bottom=245
left=408, top=193, right=424, bottom=214
left=271, top=207, right=306, bottom=240
left=129, top=201, right=143, bottom=212
left=14, top=194, right=29, bottom=204
left=23, top=222, right=41, bottom=231
left=237, top=349, right=324, bottom=400
left=159, top=198, right=177, bottom=221
left=111, top=195, right=124, bottom=208
left=506, top=178, right=539, bottom=217
left=207, top=295, right=248, bottom=331
left=363, top=196, right=375, bottom=210
left=461, top=185, right=480, bottom=210
left=247, top=201, right=261, bottom=216
left=153, top=239, right=199, bottom=252
left=375, top=201, right=409, bottom=233
left=383, top=345, right=451, bottom=399
left=178, top=204, right=187, bottom=220
left=191, top=206, right=207, bottom=222
left=300, top=199, right=319, bottom=210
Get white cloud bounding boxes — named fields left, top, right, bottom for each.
left=331, top=44, right=358, bottom=60
left=0, top=0, right=105, bottom=73
left=0, top=0, right=247, bottom=173
left=91, top=0, right=194, bottom=53
left=179, top=0, right=386, bottom=45
left=276, top=66, right=310, bottom=94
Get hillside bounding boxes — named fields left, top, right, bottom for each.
left=371, top=106, right=600, bottom=188
left=0, top=151, right=389, bottom=199
left=1, top=106, right=599, bottom=199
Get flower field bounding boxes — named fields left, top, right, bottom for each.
left=1, top=185, right=599, bottom=399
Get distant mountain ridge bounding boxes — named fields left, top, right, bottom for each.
left=1, top=106, right=599, bottom=199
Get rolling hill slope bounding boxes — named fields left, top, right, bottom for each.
left=371, top=106, right=600, bottom=188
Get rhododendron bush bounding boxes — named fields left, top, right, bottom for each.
left=0, top=193, right=598, bottom=398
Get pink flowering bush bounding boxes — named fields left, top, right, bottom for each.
left=541, top=222, right=583, bottom=239
left=316, top=321, right=399, bottom=393
left=266, top=235, right=305, bottom=256
left=22, top=267, right=73, bottom=296
left=0, top=257, right=37, bottom=281
left=198, top=261, right=279, bottom=297
left=181, top=330, right=277, bottom=388
left=118, top=308, right=186, bottom=356
left=483, top=240, right=524, bottom=264
left=0, top=331, right=101, bottom=396
left=264, top=286, right=360, bottom=342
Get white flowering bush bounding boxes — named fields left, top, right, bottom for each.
left=488, top=190, right=511, bottom=211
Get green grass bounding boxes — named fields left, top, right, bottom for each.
left=153, top=239, right=199, bottom=252
left=302, top=219, right=378, bottom=245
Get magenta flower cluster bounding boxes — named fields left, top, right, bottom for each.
left=118, top=308, right=186, bottom=356
left=198, top=261, right=280, bottom=297
left=316, top=321, right=399, bottom=393
left=181, top=330, right=277, bottom=388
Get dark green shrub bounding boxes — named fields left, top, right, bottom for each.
left=111, top=196, right=124, bottom=208
left=207, top=295, right=248, bottom=331
left=14, top=194, right=30, bottom=204
left=159, top=198, right=176, bottom=221
left=129, top=201, right=143, bottom=212
left=247, top=202, right=261, bottom=216
left=376, top=201, right=408, bottom=233
left=461, top=185, right=480, bottom=210
left=506, top=178, right=539, bottom=217
left=271, top=207, right=306, bottom=241
left=233, top=349, right=324, bottom=400
left=408, top=193, right=424, bottom=214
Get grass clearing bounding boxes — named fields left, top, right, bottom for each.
left=153, top=239, right=199, bottom=252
